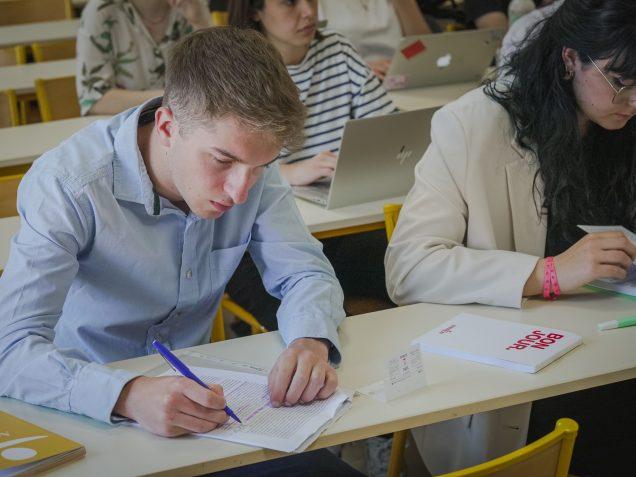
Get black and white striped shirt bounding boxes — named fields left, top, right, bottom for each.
left=280, top=31, right=398, bottom=165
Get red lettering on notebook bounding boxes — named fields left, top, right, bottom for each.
left=401, top=40, right=426, bottom=60
left=439, top=324, right=455, bottom=334
left=506, top=330, right=565, bottom=351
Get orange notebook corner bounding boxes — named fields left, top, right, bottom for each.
left=0, top=411, right=85, bottom=476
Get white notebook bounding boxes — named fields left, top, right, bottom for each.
left=413, top=313, right=583, bottom=373
left=158, top=366, right=351, bottom=453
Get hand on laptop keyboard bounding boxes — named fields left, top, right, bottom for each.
left=280, top=151, right=338, bottom=186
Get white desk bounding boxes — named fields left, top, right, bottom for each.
left=0, top=82, right=479, bottom=169
left=388, top=82, right=477, bottom=111
left=0, top=19, right=80, bottom=49
left=1, top=292, right=634, bottom=476
left=0, top=85, right=474, bottom=170
left=0, top=58, right=75, bottom=94
left=296, top=195, right=403, bottom=238
left=0, top=116, right=108, bottom=169
left=0, top=215, right=19, bottom=269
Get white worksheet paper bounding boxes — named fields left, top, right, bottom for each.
left=578, top=225, right=636, bottom=297
left=158, top=367, right=351, bottom=453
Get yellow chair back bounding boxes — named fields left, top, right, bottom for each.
left=0, top=46, right=27, bottom=66
left=211, top=294, right=268, bottom=343
left=35, top=76, right=80, bottom=122
left=211, top=11, right=229, bottom=27
left=0, top=174, right=24, bottom=218
left=32, top=39, right=76, bottom=62
left=0, top=0, right=73, bottom=25
left=383, top=203, right=402, bottom=241
left=438, top=418, right=579, bottom=477
left=0, top=90, right=20, bottom=128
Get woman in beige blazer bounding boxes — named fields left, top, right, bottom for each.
left=386, top=0, right=636, bottom=474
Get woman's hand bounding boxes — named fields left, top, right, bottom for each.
left=524, top=232, right=636, bottom=296
left=280, top=151, right=338, bottom=186
left=367, top=58, right=392, bottom=80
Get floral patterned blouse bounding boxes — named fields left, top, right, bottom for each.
left=76, top=0, right=193, bottom=115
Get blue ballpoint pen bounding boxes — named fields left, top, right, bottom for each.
left=152, top=340, right=242, bottom=423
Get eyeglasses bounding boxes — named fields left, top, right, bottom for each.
left=586, top=55, right=636, bottom=105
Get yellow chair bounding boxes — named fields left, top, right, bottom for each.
left=438, top=418, right=579, bottom=477
left=211, top=294, right=268, bottom=343
left=32, top=39, right=77, bottom=62
left=0, top=90, right=20, bottom=128
left=0, top=45, right=27, bottom=66
left=382, top=203, right=411, bottom=477
left=383, top=203, right=402, bottom=242
left=0, top=46, right=30, bottom=124
left=0, top=174, right=24, bottom=219
left=0, top=0, right=73, bottom=26
left=210, top=11, right=229, bottom=27
left=34, top=76, right=80, bottom=122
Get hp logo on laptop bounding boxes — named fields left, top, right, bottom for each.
left=396, top=145, right=413, bottom=165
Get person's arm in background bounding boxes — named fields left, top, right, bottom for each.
left=280, top=35, right=398, bottom=185
left=168, top=0, right=211, bottom=30
left=392, top=0, right=432, bottom=35
left=464, top=0, right=509, bottom=30
left=343, top=36, right=399, bottom=119
left=474, top=11, right=508, bottom=29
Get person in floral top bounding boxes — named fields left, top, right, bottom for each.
left=77, top=0, right=210, bottom=115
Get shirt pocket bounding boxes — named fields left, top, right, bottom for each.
left=209, top=237, right=250, bottom=291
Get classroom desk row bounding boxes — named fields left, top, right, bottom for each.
left=0, top=19, right=79, bottom=49
left=1, top=290, right=634, bottom=476
left=0, top=55, right=478, bottom=108
left=0, top=58, right=76, bottom=95
left=0, top=83, right=476, bottom=169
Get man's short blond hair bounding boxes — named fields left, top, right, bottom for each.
left=164, top=27, right=306, bottom=150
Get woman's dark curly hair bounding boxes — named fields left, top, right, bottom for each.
left=486, top=0, right=636, bottom=241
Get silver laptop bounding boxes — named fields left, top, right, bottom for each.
left=384, top=28, right=505, bottom=91
left=292, top=107, right=437, bottom=209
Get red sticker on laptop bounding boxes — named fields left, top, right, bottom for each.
left=401, top=40, right=426, bottom=60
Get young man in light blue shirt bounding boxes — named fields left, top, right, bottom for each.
left=0, top=29, right=353, bottom=470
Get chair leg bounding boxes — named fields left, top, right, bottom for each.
left=387, top=430, right=408, bottom=477
left=211, top=306, right=226, bottom=342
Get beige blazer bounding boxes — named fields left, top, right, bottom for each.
left=385, top=87, right=547, bottom=308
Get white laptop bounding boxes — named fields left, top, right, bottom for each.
left=292, top=107, right=437, bottom=210
left=384, top=28, right=505, bottom=90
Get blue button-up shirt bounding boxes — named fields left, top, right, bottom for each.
left=0, top=101, right=345, bottom=423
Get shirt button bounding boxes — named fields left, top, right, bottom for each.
left=185, top=270, right=192, bottom=279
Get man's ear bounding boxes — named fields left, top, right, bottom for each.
left=155, top=106, right=176, bottom=148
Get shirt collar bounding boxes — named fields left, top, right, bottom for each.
left=112, top=97, right=163, bottom=216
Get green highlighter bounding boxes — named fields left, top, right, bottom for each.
left=598, top=317, right=636, bottom=331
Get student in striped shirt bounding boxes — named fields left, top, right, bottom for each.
left=227, top=0, right=398, bottom=331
